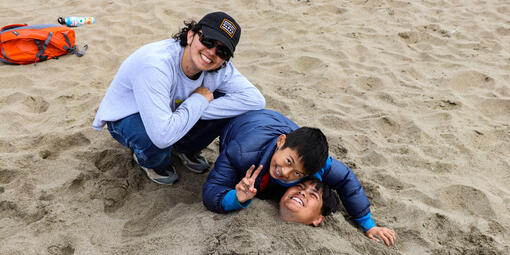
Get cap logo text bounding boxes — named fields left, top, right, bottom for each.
left=220, top=19, right=236, bottom=38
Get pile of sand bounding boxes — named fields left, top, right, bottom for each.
left=1, top=0, right=509, bottom=254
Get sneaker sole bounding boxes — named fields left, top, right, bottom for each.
left=143, top=168, right=177, bottom=185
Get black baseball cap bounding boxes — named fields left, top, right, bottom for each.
left=198, top=12, right=241, bottom=56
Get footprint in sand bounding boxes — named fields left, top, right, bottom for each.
left=439, top=184, right=495, bottom=218
left=373, top=172, right=413, bottom=191
left=396, top=228, right=430, bottom=254
left=476, top=98, right=510, bottom=123
left=292, top=55, right=325, bottom=73
left=401, top=188, right=441, bottom=208
left=366, top=115, right=424, bottom=144
left=495, top=26, right=510, bottom=36
left=22, top=95, right=49, bottom=113
left=306, top=4, right=347, bottom=16
left=0, top=139, right=16, bottom=153
left=83, top=149, right=145, bottom=213
left=318, top=114, right=348, bottom=130
left=94, top=149, right=131, bottom=178
left=398, top=31, right=420, bottom=44
left=0, top=93, right=49, bottom=114
left=101, top=181, right=129, bottom=213
left=374, top=116, right=400, bottom=138
left=264, top=95, right=291, bottom=117
left=80, top=177, right=130, bottom=213
left=375, top=92, right=407, bottom=107
left=423, top=213, right=499, bottom=253
left=275, top=87, right=316, bottom=109
left=0, top=169, right=19, bottom=184
left=0, top=200, right=18, bottom=220
left=47, top=243, right=75, bottom=255
left=38, top=132, right=91, bottom=160
left=422, top=98, right=462, bottom=111
left=354, top=76, right=384, bottom=92
left=326, top=137, right=348, bottom=159
left=398, top=25, right=449, bottom=45
left=131, top=24, right=153, bottom=35
left=0, top=199, right=47, bottom=224
left=447, top=71, right=495, bottom=92
left=359, top=150, right=387, bottom=168
left=0, top=75, right=34, bottom=88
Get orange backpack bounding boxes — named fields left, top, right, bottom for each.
left=0, top=24, right=87, bottom=65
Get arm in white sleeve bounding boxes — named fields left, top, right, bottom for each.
left=132, top=66, right=209, bottom=149
left=201, top=66, right=265, bottom=120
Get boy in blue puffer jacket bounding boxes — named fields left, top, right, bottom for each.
left=203, top=109, right=395, bottom=246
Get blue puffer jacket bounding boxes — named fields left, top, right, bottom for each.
left=202, top=109, right=372, bottom=220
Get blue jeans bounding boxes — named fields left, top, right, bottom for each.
left=107, top=113, right=230, bottom=171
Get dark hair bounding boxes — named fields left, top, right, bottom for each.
left=300, top=176, right=339, bottom=216
left=171, top=20, right=229, bottom=69
left=282, top=127, right=329, bottom=175
left=172, top=20, right=201, bottom=47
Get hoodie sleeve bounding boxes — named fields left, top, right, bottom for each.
left=322, top=157, right=372, bottom=219
left=132, top=66, right=209, bottom=149
left=200, top=64, right=265, bottom=120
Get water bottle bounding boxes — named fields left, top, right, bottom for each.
left=58, top=16, right=95, bottom=27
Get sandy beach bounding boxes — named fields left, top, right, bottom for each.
left=1, top=0, right=509, bottom=254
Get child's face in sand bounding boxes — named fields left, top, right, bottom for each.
left=185, top=30, right=226, bottom=72
left=279, top=180, right=325, bottom=226
left=269, top=135, right=306, bottom=182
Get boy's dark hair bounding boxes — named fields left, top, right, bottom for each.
left=171, top=20, right=229, bottom=69
left=282, top=127, right=328, bottom=175
left=301, top=176, right=339, bottom=216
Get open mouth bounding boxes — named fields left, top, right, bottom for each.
left=290, top=196, right=304, bottom=206
left=200, top=53, right=212, bottom=64
left=274, top=166, right=282, bottom=178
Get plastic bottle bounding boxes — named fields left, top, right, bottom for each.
left=58, top=16, right=95, bottom=27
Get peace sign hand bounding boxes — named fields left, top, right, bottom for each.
left=235, top=165, right=263, bottom=203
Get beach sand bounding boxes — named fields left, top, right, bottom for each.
left=1, top=0, right=509, bottom=254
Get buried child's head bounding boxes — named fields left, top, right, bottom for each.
left=279, top=177, right=339, bottom=226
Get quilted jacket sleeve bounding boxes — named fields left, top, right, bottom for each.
left=322, top=158, right=371, bottom=219
left=202, top=147, right=242, bottom=213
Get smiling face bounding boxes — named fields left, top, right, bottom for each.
left=181, top=30, right=226, bottom=77
left=279, top=180, right=325, bottom=226
left=269, top=135, right=307, bottom=182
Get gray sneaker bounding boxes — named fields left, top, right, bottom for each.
left=173, top=151, right=210, bottom=174
left=133, top=153, right=178, bottom=185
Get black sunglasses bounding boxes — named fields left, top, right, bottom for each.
left=196, top=31, right=232, bottom=60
